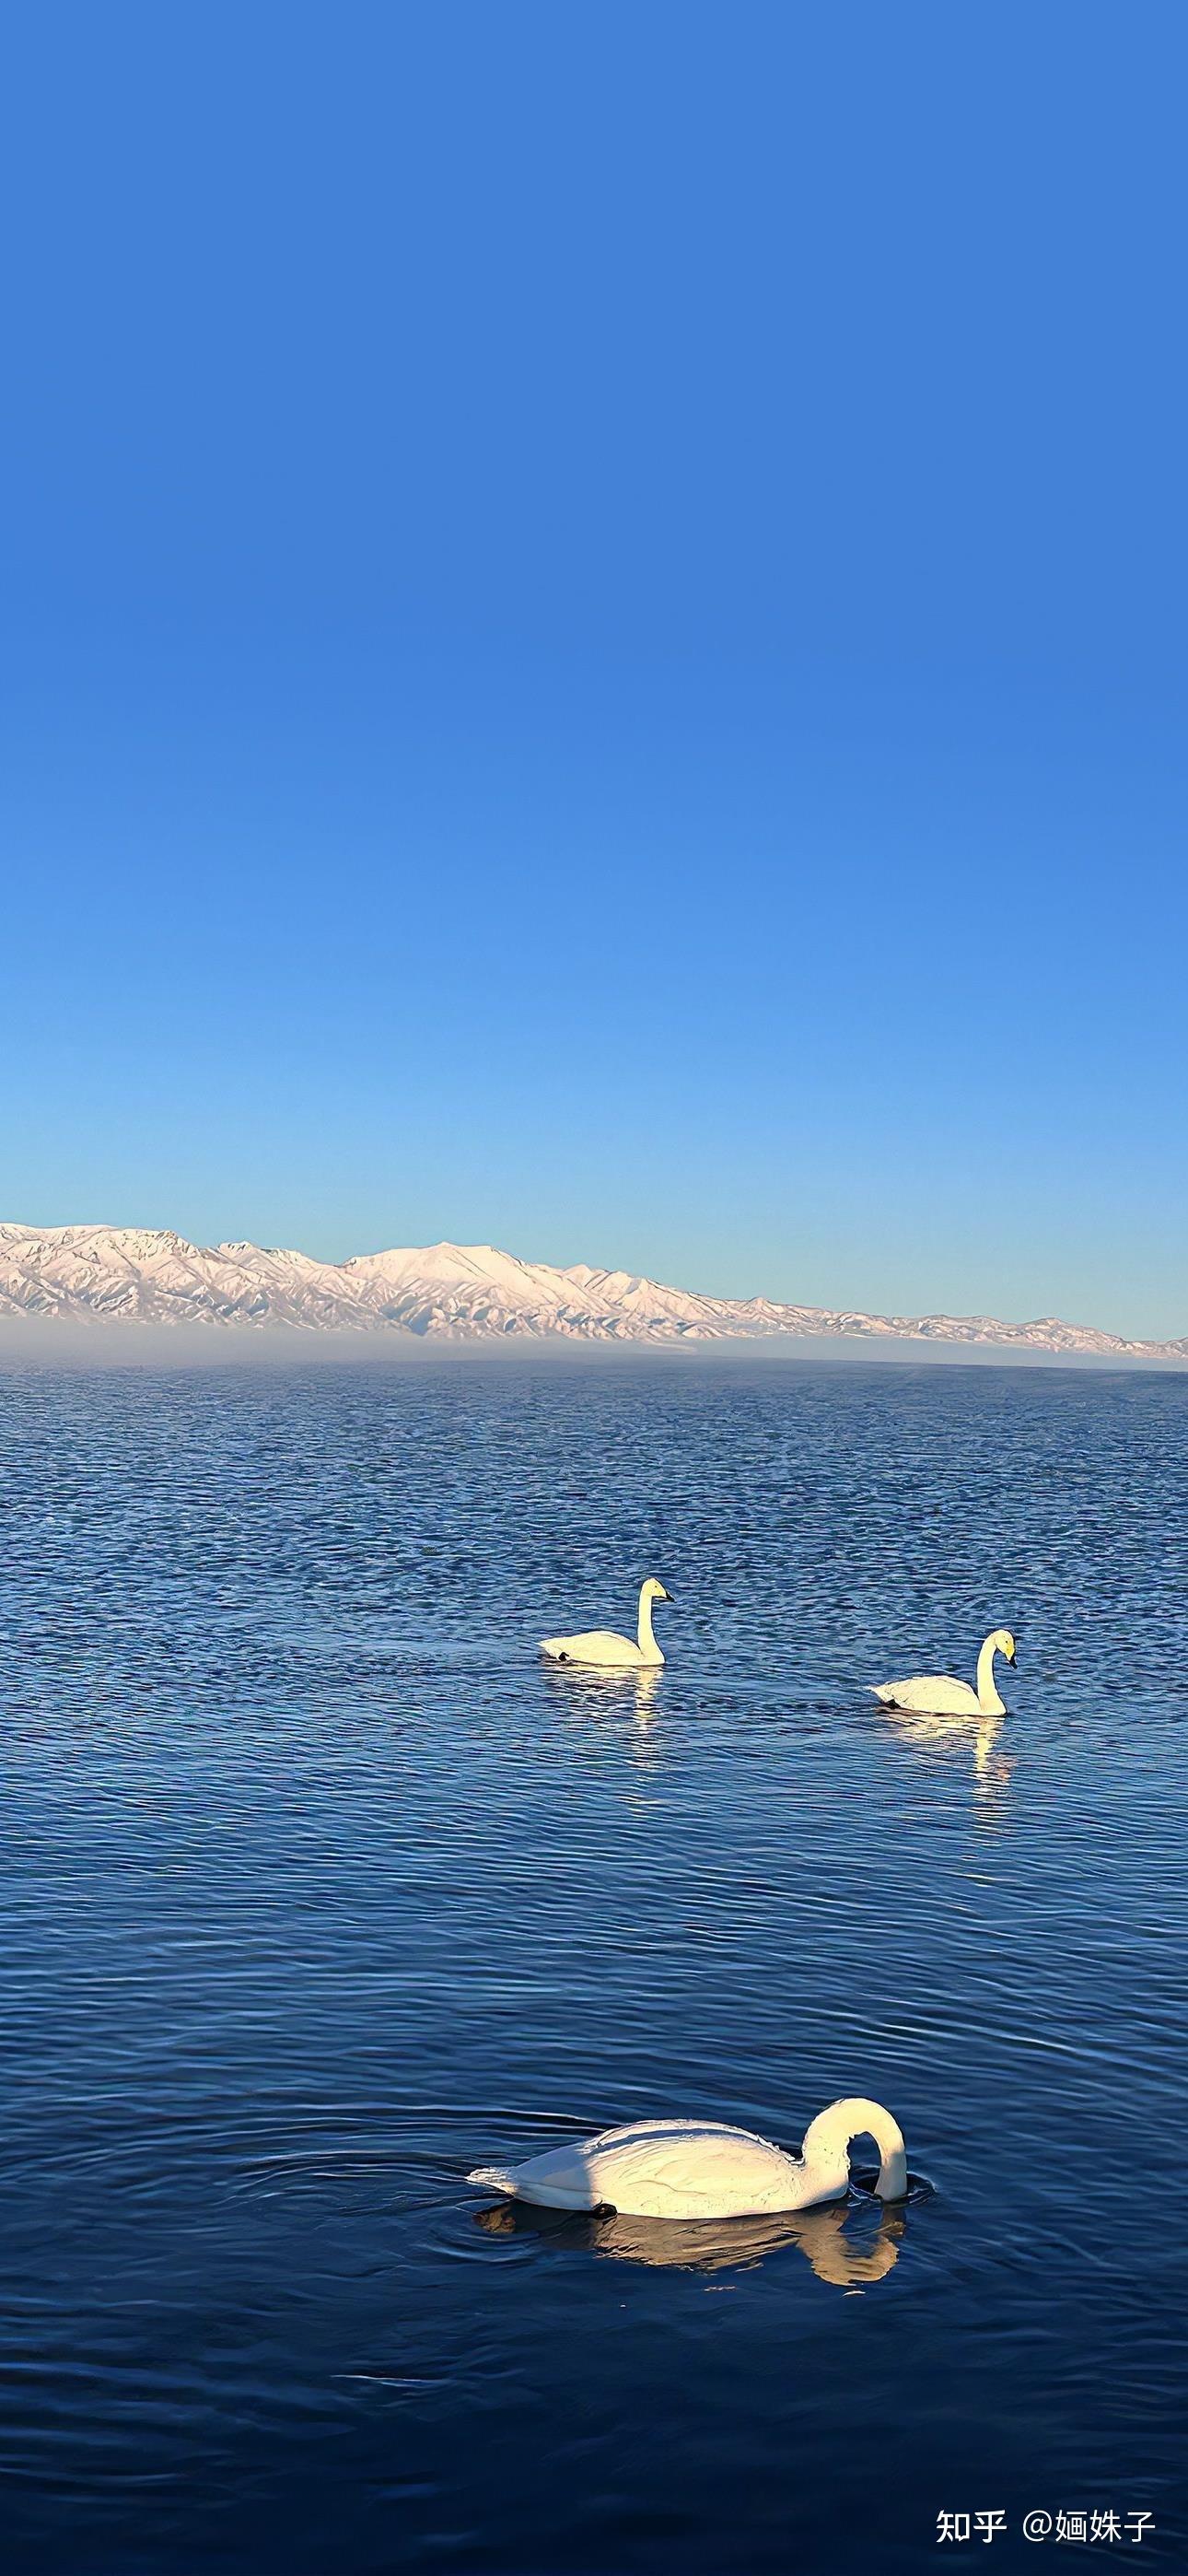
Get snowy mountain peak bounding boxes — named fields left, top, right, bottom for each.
left=0, top=1222, right=1181, bottom=1360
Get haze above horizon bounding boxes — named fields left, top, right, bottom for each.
left=2, top=5, right=1185, bottom=1339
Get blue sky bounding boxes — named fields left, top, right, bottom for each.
left=2, top=3, right=1184, bottom=1338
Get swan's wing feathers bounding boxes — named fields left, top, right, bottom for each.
left=588, top=2120, right=798, bottom=2217
left=876, top=1673, right=980, bottom=1714
left=470, top=2119, right=806, bottom=2218
left=485, top=2139, right=609, bottom=2207
left=540, top=1628, right=638, bottom=1663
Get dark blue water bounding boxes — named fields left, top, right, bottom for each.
left=2, top=1358, right=1185, bottom=2572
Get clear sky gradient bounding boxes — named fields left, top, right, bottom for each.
left=2, top=4, right=1184, bottom=1337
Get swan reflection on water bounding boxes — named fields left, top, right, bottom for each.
left=544, top=1659, right=663, bottom=1739
left=473, top=2193, right=908, bottom=2288
left=883, top=1706, right=1015, bottom=1815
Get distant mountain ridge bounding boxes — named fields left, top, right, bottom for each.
left=0, top=1224, right=1182, bottom=1360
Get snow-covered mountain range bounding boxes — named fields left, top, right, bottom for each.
left=0, top=1224, right=1182, bottom=1359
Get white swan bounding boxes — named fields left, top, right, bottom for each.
left=541, top=1577, right=671, bottom=1669
left=468, top=2096, right=907, bottom=2219
left=871, top=1626, right=1017, bottom=1717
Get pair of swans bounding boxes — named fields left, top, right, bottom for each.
left=542, top=1578, right=1017, bottom=1721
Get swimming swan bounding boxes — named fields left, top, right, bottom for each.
left=871, top=1626, right=1017, bottom=1718
left=467, top=2097, right=907, bottom=2219
left=540, top=1577, right=671, bottom=1669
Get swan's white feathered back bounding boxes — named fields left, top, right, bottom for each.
left=871, top=1674, right=982, bottom=1715
left=468, top=2117, right=828, bottom=2219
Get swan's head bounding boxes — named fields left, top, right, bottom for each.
left=642, top=1578, right=672, bottom=1605
left=799, top=2097, right=908, bottom=2203
left=990, top=1627, right=1017, bottom=1665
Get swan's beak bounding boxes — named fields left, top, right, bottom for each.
left=1007, top=1645, right=1017, bottom=1665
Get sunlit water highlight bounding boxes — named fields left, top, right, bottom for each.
left=1, top=1359, right=1184, bottom=2571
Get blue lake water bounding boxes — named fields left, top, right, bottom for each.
left=1, top=1357, right=1185, bottom=2573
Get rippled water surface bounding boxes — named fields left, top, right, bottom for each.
left=2, top=1357, right=1185, bottom=2572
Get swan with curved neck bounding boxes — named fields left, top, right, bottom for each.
left=541, top=1577, right=671, bottom=1669
left=872, top=1627, right=1017, bottom=1718
left=468, top=2096, right=907, bottom=2219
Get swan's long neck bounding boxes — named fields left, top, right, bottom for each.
left=637, top=1587, right=658, bottom=1659
left=976, top=1636, right=1007, bottom=1715
left=800, top=2096, right=908, bottom=2203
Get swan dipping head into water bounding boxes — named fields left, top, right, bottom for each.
left=468, top=2097, right=907, bottom=2219
left=541, top=1576, right=671, bottom=1669
left=871, top=1626, right=1017, bottom=1718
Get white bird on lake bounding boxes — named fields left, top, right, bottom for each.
left=540, top=1576, right=671, bottom=1669
left=468, top=2097, right=907, bottom=2220
left=871, top=1626, right=1017, bottom=1718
